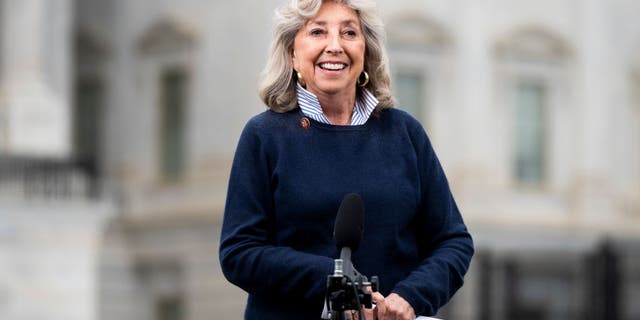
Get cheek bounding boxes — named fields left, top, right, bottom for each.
left=351, top=43, right=366, bottom=66
left=353, top=54, right=366, bottom=71
left=293, top=48, right=313, bottom=69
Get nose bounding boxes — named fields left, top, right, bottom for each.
left=325, top=31, right=344, bottom=54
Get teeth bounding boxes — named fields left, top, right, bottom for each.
left=320, top=63, right=346, bottom=70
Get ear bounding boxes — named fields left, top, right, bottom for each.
left=291, top=50, right=298, bottom=70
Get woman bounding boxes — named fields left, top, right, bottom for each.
left=219, top=0, right=474, bottom=319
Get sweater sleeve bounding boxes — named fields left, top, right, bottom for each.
left=218, top=118, right=334, bottom=302
left=391, top=124, right=475, bottom=316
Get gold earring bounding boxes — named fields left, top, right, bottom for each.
left=296, top=71, right=306, bottom=87
left=358, top=71, right=369, bottom=87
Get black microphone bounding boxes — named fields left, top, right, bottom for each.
left=324, top=193, right=377, bottom=320
left=333, top=193, right=365, bottom=282
left=334, top=193, right=365, bottom=251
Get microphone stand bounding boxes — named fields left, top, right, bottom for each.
left=324, top=248, right=379, bottom=320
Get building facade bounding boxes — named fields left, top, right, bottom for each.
left=1, top=0, right=639, bottom=319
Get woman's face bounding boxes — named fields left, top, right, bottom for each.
left=292, top=1, right=365, bottom=98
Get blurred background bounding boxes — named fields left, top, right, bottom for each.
left=0, top=0, right=639, bottom=319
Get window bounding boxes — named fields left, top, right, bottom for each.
left=137, top=17, right=196, bottom=183
left=514, top=82, right=546, bottom=185
left=73, top=77, right=103, bottom=178
left=495, top=26, right=571, bottom=189
left=395, top=71, right=426, bottom=119
left=73, top=27, right=110, bottom=196
left=159, top=69, right=188, bottom=181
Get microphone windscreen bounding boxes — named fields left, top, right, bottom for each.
left=333, top=193, right=365, bottom=251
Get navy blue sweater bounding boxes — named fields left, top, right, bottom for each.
left=219, top=108, right=473, bottom=319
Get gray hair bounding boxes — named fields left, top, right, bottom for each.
left=258, top=0, right=395, bottom=112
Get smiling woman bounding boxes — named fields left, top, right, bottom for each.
left=291, top=2, right=365, bottom=124
left=258, top=0, right=394, bottom=114
left=219, top=1, right=474, bottom=319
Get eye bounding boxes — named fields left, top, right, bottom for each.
left=344, top=30, right=358, bottom=37
left=310, top=28, right=325, bottom=36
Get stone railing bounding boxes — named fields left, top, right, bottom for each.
left=0, top=156, right=102, bottom=201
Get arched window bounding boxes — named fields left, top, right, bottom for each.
left=387, top=15, right=453, bottom=135
left=495, top=26, right=572, bottom=189
left=137, top=17, right=197, bottom=183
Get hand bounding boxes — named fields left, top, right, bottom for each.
left=372, top=292, right=416, bottom=320
left=345, top=308, right=375, bottom=320
left=346, top=287, right=384, bottom=320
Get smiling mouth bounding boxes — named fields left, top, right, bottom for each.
left=318, top=63, right=347, bottom=71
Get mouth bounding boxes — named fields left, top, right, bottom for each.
left=318, top=62, right=347, bottom=71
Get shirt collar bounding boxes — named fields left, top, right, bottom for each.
left=296, top=82, right=378, bottom=126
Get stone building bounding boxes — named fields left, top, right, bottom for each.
left=0, top=0, right=639, bottom=319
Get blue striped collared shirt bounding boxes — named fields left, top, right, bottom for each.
left=296, top=83, right=379, bottom=125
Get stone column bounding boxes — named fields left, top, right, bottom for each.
left=574, top=0, right=616, bottom=223
left=456, top=0, right=494, bottom=191
left=0, top=0, right=72, bottom=158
